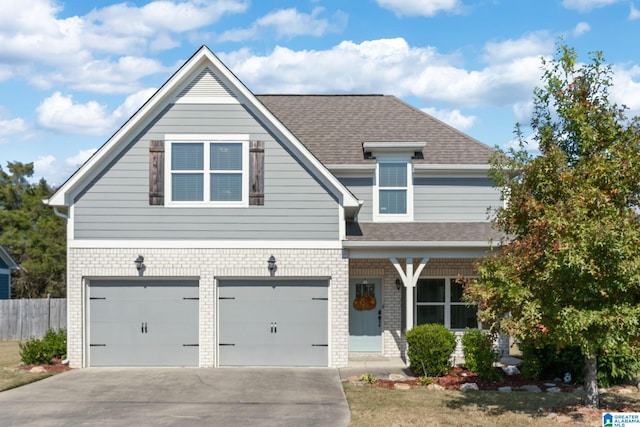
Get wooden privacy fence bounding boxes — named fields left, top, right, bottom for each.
left=0, top=298, right=66, bottom=340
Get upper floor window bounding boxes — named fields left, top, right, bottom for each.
left=373, top=160, right=413, bottom=221
left=166, top=136, right=248, bottom=206
left=416, top=278, right=478, bottom=330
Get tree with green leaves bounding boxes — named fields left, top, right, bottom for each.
left=465, top=45, right=640, bottom=409
left=0, top=162, right=66, bottom=298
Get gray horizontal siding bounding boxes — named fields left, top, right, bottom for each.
left=73, top=103, right=339, bottom=241
left=414, top=177, right=501, bottom=222
left=339, top=177, right=373, bottom=222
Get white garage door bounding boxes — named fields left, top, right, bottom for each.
left=218, top=280, right=328, bottom=366
left=88, top=280, right=199, bottom=367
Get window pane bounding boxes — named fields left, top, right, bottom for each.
left=211, top=173, right=242, bottom=201
left=211, top=143, right=242, bottom=170
left=172, top=143, right=203, bottom=170
left=451, top=280, right=465, bottom=303
left=451, top=305, right=478, bottom=329
left=417, top=279, right=445, bottom=302
left=379, top=190, right=406, bottom=214
left=172, top=174, right=203, bottom=201
left=416, top=305, right=444, bottom=325
left=379, top=163, right=406, bottom=187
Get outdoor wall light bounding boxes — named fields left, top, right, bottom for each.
left=267, top=255, right=277, bottom=277
left=134, top=255, right=145, bottom=276
left=395, top=278, right=403, bottom=291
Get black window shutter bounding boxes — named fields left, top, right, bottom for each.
left=249, top=140, right=264, bottom=206
left=149, top=140, right=165, bottom=205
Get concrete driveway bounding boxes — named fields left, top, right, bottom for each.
left=0, top=368, right=350, bottom=427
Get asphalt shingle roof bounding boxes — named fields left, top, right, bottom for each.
left=346, top=222, right=503, bottom=243
left=256, top=94, right=495, bottom=165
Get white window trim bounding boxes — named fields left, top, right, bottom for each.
left=415, top=277, right=479, bottom=330
left=165, top=134, right=249, bottom=208
left=372, top=154, right=413, bottom=222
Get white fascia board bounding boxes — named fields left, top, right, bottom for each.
left=363, top=141, right=426, bottom=153
left=0, top=246, right=17, bottom=270
left=343, top=240, right=492, bottom=248
left=413, top=163, right=491, bottom=178
left=345, top=245, right=492, bottom=259
left=68, top=239, right=343, bottom=250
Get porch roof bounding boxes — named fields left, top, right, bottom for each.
left=345, top=221, right=503, bottom=243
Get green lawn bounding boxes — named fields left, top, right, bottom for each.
left=0, top=341, right=52, bottom=392
left=344, top=383, right=640, bottom=426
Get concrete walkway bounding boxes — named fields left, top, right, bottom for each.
left=0, top=368, right=350, bottom=427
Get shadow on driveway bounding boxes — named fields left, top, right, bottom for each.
left=0, top=368, right=350, bottom=426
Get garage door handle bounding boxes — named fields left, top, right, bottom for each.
left=274, top=322, right=277, bottom=333
left=141, top=322, right=148, bottom=333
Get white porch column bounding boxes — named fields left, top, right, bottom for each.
left=390, top=257, right=430, bottom=332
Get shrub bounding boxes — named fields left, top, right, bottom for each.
left=462, top=328, right=501, bottom=380
left=518, top=341, right=640, bottom=386
left=19, top=328, right=67, bottom=365
left=406, top=323, right=456, bottom=377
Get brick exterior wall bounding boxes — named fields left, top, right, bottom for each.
left=67, top=247, right=349, bottom=368
left=349, top=258, right=509, bottom=364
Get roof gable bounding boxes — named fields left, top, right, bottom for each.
left=0, top=245, right=17, bottom=270
left=47, top=46, right=360, bottom=214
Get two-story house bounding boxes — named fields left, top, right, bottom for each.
left=47, top=46, right=505, bottom=368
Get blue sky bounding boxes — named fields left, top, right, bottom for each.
left=1, top=0, right=639, bottom=185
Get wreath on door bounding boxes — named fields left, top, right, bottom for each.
left=353, top=282, right=376, bottom=311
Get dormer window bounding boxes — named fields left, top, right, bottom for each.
left=364, top=141, right=424, bottom=222
left=378, top=162, right=408, bottom=215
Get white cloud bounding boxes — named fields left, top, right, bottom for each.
left=376, top=0, right=462, bottom=16
left=572, top=22, right=591, bottom=36
left=0, top=117, right=26, bottom=140
left=611, top=64, right=640, bottom=116
left=562, top=0, right=622, bottom=12
left=219, top=7, right=347, bottom=42
left=36, top=88, right=156, bottom=136
left=504, top=133, right=539, bottom=153
left=630, top=3, right=640, bottom=19
left=421, top=107, right=476, bottom=129
left=482, top=32, right=554, bottom=64
left=33, top=148, right=97, bottom=185
left=0, top=0, right=247, bottom=93
left=223, top=37, right=545, bottom=109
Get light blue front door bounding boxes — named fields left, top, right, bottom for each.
left=349, top=278, right=382, bottom=352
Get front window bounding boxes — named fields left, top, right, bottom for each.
left=416, top=278, right=478, bottom=329
left=168, top=138, right=248, bottom=206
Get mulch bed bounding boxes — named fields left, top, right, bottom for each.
left=18, top=358, right=72, bottom=373
left=371, top=366, right=579, bottom=391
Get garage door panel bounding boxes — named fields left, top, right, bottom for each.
left=89, top=280, right=199, bottom=367
left=218, top=280, right=328, bottom=367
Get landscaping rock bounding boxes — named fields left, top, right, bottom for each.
left=546, top=387, right=562, bottom=393
left=394, top=383, right=411, bottom=390
left=389, top=374, right=406, bottom=381
left=614, top=387, right=635, bottom=394
left=516, top=385, right=541, bottom=392
left=544, top=383, right=557, bottom=387
left=498, top=386, right=512, bottom=392
left=546, top=413, right=558, bottom=419
left=460, top=383, right=479, bottom=391
left=556, top=415, right=572, bottom=423
left=503, top=365, right=520, bottom=375
left=426, top=384, right=444, bottom=391
left=29, top=366, right=46, bottom=373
